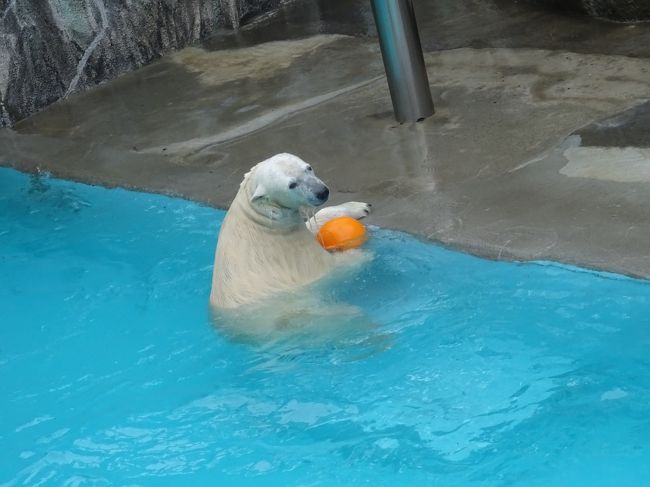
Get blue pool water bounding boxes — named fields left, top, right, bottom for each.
left=1, top=167, right=649, bottom=486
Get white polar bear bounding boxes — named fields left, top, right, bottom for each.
left=210, top=153, right=371, bottom=309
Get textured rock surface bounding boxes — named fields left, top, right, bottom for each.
left=583, top=0, right=650, bottom=21
left=0, top=0, right=279, bottom=126
left=533, top=0, right=650, bottom=21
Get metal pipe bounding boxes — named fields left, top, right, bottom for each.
left=370, top=0, right=434, bottom=123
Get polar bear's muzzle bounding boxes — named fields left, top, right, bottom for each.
left=315, top=186, right=330, bottom=203
left=305, top=179, right=330, bottom=206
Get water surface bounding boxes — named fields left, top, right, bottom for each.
left=1, top=167, right=649, bottom=486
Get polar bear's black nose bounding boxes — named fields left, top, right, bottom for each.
left=316, top=187, right=330, bottom=202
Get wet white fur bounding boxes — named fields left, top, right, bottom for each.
left=210, top=153, right=370, bottom=309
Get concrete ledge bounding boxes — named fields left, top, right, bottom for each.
left=2, top=36, right=649, bottom=279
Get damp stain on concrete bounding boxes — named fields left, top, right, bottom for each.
left=425, top=48, right=650, bottom=111
left=169, top=34, right=349, bottom=86
left=561, top=146, right=650, bottom=182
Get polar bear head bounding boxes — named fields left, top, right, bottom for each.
left=246, top=153, right=330, bottom=211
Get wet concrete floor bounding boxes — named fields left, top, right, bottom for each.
left=1, top=0, right=650, bottom=278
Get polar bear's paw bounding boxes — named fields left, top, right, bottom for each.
left=307, top=202, right=372, bottom=233
left=335, top=201, right=372, bottom=220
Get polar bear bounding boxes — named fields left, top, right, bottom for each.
left=210, top=153, right=371, bottom=309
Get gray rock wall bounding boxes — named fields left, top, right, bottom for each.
left=583, top=0, right=650, bottom=22
left=531, top=0, right=650, bottom=21
left=0, top=0, right=279, bottom=127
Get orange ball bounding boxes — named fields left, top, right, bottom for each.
left=317, top=216, right=368, bottom=251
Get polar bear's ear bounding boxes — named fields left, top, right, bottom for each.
left=251, top=184, right=267, bottom=202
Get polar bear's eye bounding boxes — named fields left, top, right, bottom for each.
left=306, top=166, right=312, bottom=172
left=288, top=181, right=298, bottom=189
